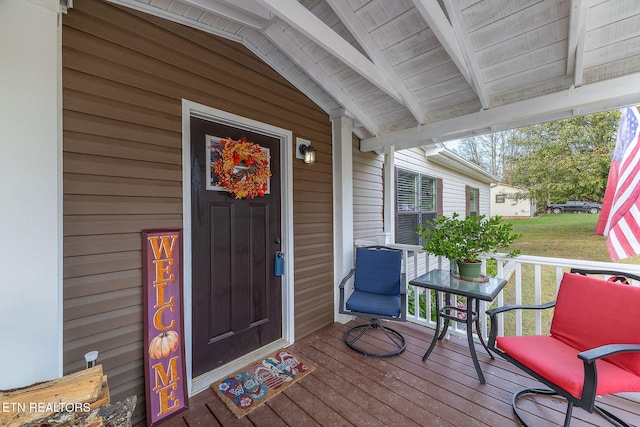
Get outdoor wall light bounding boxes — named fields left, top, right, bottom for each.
left=296, top=138, right=317, bottom=164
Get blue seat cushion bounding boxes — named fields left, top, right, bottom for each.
left=346, top=290, right=402, bottom=318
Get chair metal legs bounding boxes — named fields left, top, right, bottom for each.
left=593, top=406, right=633, bottom=427
left=344, top=319, right=406, bottom=358
left=512, top=387, right=631, bottom=427
left=512, top=388, right=564, bottom=427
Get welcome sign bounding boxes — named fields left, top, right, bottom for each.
left=142, top=229, right=188, bottom=425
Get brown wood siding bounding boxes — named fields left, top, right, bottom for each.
left=62, top=0, right=333, bottom=420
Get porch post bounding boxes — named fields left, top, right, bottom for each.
left=332, top=112, right=354, bottom=323
left=1, top=0, right=63, bottom=388
left=383, top=145, right=395, bottom=239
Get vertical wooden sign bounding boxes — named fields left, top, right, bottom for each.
left=142, top=229, right=188, bottom=425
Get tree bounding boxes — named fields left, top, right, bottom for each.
left=450, top=130, right=515, bottom=178
left=504, top=111, right=620, bottom=206
left=446, top=110, right=621, bottom=211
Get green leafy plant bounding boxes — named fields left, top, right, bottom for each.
left=416, top=213, right=522, bottom=263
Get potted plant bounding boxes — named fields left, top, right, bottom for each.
left=416, top=213, right=522, bottom=279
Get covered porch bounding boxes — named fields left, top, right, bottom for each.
left=152, top=320, right=640, bottom=426
left=153, top=250, right=640, bottom=426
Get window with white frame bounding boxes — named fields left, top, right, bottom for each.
left=396, top=168, right=442, bottom=245
left=466, top=186, right=480, bottom=217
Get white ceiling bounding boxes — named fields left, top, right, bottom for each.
left=108, top=0, right=640, bottom=153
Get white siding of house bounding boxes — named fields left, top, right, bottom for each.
left=491, top=184, right=534, bottom=218
left=351, top=144, right=492, bottom=244
left=395, top=148, right=491, bottom=218
left=351, top=145, right=492, bottom=275
left=352, top=137, right=385, bottom=241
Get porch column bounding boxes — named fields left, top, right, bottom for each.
left=1, top=0, right=63, bottom=388
left=383, top=145, right=395, bottom=239
left=331, top=113, right=354, bottom=323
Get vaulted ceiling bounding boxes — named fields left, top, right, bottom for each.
left=108, top=0, right=640, bottom=152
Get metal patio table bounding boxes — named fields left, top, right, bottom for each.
left=410, top=269, right=507, bottom=384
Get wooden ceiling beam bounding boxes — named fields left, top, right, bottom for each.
left=326, top=0, right=425, bottom=125
left=361, top=72, right=640, bottom=152
left=256, top=0, right=402, bottom=103
left=411, top=0, right=472, bottom=87
left=215, top=0, right=272, bottom=20
left=263, top=22, right=379, bottom=135
left=442, top=0, right=491, bottom=109
left=567, top=0, right=588, bottom=87
left=179, top=0, right=268, bottom=28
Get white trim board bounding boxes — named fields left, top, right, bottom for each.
left=181, top=99, right=295, bottom=396
left=1, top=0, right=63, bottom=389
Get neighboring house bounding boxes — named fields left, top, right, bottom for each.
left=490, top=183, right=536, bottom=218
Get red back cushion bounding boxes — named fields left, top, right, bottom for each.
left=550, top=272, right=640, bottom=377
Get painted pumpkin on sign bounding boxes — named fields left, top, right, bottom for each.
left=149, top=330, right=180, bottom=360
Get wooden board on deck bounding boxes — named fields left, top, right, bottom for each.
left=0, top=366, right=106, bottom=427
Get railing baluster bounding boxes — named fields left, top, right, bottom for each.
left=496, top=259, right=505, bottom=337
left=479, top=300, right=487, bottom=339
left=556, top=266, right=563, bottom=292
left=534, top=264, right=542, bottom=335
left=515, top=262, right=523, bottom=336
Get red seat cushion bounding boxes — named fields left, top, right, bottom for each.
left=551, top=272, right=640, bottom=377
left=496, top=335, right=640, bottom=398
left=496, top=272, right=640, bottom=399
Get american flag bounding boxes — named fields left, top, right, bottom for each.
left=595, top=107, right=640, bottom=260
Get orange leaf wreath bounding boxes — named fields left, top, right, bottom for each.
left=213, top=137, right=271, bottom=199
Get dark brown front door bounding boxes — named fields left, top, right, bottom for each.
left=191, top=116, right=282, bottom=377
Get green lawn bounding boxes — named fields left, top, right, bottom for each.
left=504, top=213, right=640, bottom=264
left=493, top=214, right=639, bottom=336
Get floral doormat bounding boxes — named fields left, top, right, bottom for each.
left=212, top=349, right=314, bottom=418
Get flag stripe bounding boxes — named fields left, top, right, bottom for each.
left=599, top=107, right=640, bottom=261
left=616, top=215, right=640, bottom=258
left=611, top=142, right=640, bottom=206
left=606, top=119, right=640, bottom=232
left=595, top=163, right=618, bottom=235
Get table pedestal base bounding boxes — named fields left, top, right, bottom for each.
left=422, top=294, right=493, bottom=384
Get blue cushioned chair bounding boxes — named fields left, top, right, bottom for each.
left=339, top=246, right=407, bottom=358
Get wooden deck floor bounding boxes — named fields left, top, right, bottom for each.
left=153, top=321, right=640, bottom=426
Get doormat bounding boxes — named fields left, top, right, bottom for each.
left=212, top=349, right=314, bottom=418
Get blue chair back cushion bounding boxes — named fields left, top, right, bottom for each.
left=353, top=247, right=402, bottom=295
left=345, top=247, right=403, bottom=318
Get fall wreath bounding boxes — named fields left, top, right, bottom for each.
left=212, top=137, right=271, bottom=199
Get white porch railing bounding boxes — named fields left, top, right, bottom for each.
left=357, top=241, right=640, bottom=341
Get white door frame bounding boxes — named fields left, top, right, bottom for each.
left=181, top=99, right=295, bottom=395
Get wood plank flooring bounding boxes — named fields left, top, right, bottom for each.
left=150, top=321, right=640, bottom=426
